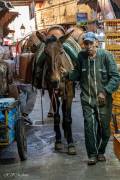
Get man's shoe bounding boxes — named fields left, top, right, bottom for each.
left=87, top=157, right=97, bottom=165
left=97, top=154, right=106, bottom=162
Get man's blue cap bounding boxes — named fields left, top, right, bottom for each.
left=83, top=32, right=98, bottom=42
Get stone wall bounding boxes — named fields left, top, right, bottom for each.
left=35, top=0, right=94, bottom=30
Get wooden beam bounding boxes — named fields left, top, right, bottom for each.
left=0, top=11, right=18, bottom=27
left=10, top=0, right=44, bottom=6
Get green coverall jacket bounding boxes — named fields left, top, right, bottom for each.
left=69, top=48, right=120, bottom=104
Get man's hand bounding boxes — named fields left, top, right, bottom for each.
left=97, top=92, right=106, bottom=107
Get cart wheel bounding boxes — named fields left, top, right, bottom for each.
left=15, top=118, right=27, bottom=161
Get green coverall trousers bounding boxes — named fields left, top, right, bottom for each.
left=82, top=101, right=112, bottom=158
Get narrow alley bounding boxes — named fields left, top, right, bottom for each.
left=0, top=90, right=119, bottom=180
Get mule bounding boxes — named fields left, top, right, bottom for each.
left=19, top=26, right=82, bottom=155
left=35, top=30, right=78, bottom=155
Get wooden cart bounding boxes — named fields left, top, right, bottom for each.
left=0, top=99, right=27, bottom=161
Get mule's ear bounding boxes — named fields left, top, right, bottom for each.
left=36, top=31, right=46, bottom=43
left=59, top=28, right=74, bottom=43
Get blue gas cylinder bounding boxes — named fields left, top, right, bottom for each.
left=0, top=111, right=5, bottom=122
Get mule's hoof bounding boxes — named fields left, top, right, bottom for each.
left=55, top=142, right=63, bottom=151
left=68, top=144, right=76, bottom=155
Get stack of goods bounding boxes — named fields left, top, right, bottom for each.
left=105, top=19, right=120, bottom=64
left=105, top=19, right=120, bottom=132
left=105, top=19, right=120, bottom=159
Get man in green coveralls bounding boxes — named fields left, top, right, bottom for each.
left=62, top=32, right=120, bottom=165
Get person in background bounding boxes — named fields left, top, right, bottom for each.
left=15, top=42, right=37, bottom=125
left=62, top=32, right=120, bottom=165
left=18, top=83, right=37, bottom=125
left=87, top=20, right=97, bottom=33
left=0, top=44, right=20, bottom=102
left=0, top=43, right=16, bottom=98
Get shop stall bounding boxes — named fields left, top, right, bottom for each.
left=105, top=19, right=120, bottom=159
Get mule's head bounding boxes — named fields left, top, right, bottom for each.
left=36, top=30, right=74, bottom=89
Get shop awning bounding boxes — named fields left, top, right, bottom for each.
left=0, top=1, right=13, bottom=18
left=0, top=11, right=19, bottom=27
left=0, top=1, right=13, bottom=10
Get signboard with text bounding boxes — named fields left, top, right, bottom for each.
left=76, top=13, right=88, bottom=26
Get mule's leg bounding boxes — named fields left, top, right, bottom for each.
left=62, top=97, right=76, bottom=155
left=62, top=99, right=68, bottom=139
left=62, top=81, right=74, bottom=143
left=62, top=98, right=73, bottom=144
left=50, top=94, right=62, bottom=150
left=54, top=113, right=63, bottom=150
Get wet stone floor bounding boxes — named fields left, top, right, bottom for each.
left=0, top=90, right=120, bottom=180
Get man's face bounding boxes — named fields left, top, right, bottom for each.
left=83, top=40, right=97, bottom=56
